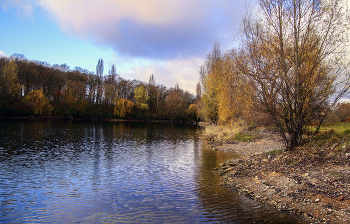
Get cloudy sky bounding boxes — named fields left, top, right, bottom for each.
left=0, top=0, right=249, bottom=93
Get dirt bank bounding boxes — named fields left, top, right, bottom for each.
left=213, top=131, right=350, bottom=224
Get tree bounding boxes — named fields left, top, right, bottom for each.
left=23, top=89, right=53, bottom=116
left=199, top=43, right=253, bottom=124
left=147, top=74, right=158, bottom=115
left=334, top=102, right=350, bottom=121
left=187, top=104, right=200, bottom=122
left=164, top=88, right=183, bottom=120
left=199, top=43, right=222, bottom=123
left=103, top=64, right=119, bottom=115
left=164, top=84, right=193, bottom=120
left=96, top=59, right=104, bottom=104
left=1, top=60, right=19, bottom=99
left=195, top=82, right=201, bottom=104
left=217, top=51, right=253, bottom=122
left=113, top=98, right=134, bottom=118
left=237, top=0, right=350, bottom=150
left=134, top=85, right=149, bottom=110
left=87, top=72, right=97, bottom=104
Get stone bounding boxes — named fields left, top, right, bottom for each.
left=270, top=171, right=282, bottom=177
left=338, top=196, right=344, bottom=201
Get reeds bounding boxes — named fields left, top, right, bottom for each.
left=202, top=121, right=245, bottom=142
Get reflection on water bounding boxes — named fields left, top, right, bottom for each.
left=0, top=120, right=304, bottom=223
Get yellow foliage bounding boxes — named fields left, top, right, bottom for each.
left=187, top=104, right=199, bottom=121
left=199, top=44, right=253, bottom=124
left=114, top=98, right=134, bottom=118
left=134, top=86, right=148, bottom=110
left=23, top=89, right=53, bottom=116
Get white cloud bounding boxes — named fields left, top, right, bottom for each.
left=0, top=0, right=34, bottom=17
left=34, top=0, right=244, bottom=59
left=2, top=0, right=242, bottom=92
left=28, top=0, right=242, bottom=92
left=339, top=97, right=350, bottom=103
left=132, top=58, right=203, bottom=94
left=0, top=50, right=6, bottom=57
left=108, top=56, right=203, bottom=94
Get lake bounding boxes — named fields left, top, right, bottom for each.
left=0, top=120, right=303, bottom=223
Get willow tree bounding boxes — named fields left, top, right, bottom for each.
left=113, top=98, right=134, bottom=118
left=199, top=43, right=253, bottom=123
left=217, top=51, right=253, bottom=122
left=237, top=0, right=350, bottom=150
left=23, top=89, right=53, bottom=116
left=199, top=43, right=222, bottom=123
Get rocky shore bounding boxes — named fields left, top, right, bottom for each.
left=213, top=131, right=350, bottom=224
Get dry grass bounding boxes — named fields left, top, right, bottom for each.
left=203, top=121, right=245, bottom=142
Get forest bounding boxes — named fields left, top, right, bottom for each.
left=0, top=54, right=198, bottom=121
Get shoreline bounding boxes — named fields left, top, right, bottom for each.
left=0, top=116, right=198, bottom=124
left=212, top=131, right=350, bottom=224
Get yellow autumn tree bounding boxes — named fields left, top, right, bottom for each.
left=23, top=89, right=53, bottom=116
left=217, top=51, right=252, bottom=123
left=134, top=86, right=149, bottom=110
left=199, top=43, right=222, bottom=123
left=187, top=104, right=199, bottom=122
left=199, top=43, right=252, bottom=124
left=113, top=98, right=134, bottom=118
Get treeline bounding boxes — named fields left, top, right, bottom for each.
left=0, top=54, right=198, bottom=121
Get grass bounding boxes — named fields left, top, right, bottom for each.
left=301, top=122, right=350, bottom=152
left=306, top=122, right=350, bottom=144
left=308, top=122, right=350, bottom=135
left=202, top=123, right=244, bottom=142
left=268, top=148, right=285, bottom=155
left=233, top=133, right=256, bottom=142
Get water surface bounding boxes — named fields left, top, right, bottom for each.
left=0, top=120, right=303, bottom=223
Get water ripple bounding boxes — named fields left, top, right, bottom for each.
left=0, top=120, right=304, bottom=223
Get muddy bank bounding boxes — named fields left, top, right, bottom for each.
left=213, top=131, right=350, bottom=224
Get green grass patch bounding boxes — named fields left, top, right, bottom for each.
left=308, top=122, right=350, bottom=135
left=268, top=148, right=285, bottom=155
left=233, top=133, right=256, bottom=142
left=304, top=122, right=350, bottom=149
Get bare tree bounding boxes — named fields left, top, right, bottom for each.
left=237, top=0, right=350, bottom=150
left=147, top=74, right=158, bottom=115
left=96, top=58, right=104, bottom=104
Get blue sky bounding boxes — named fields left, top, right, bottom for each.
left=1, top=0, right=349, bottom=96
left=0, top=0, right=247, bottom=93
